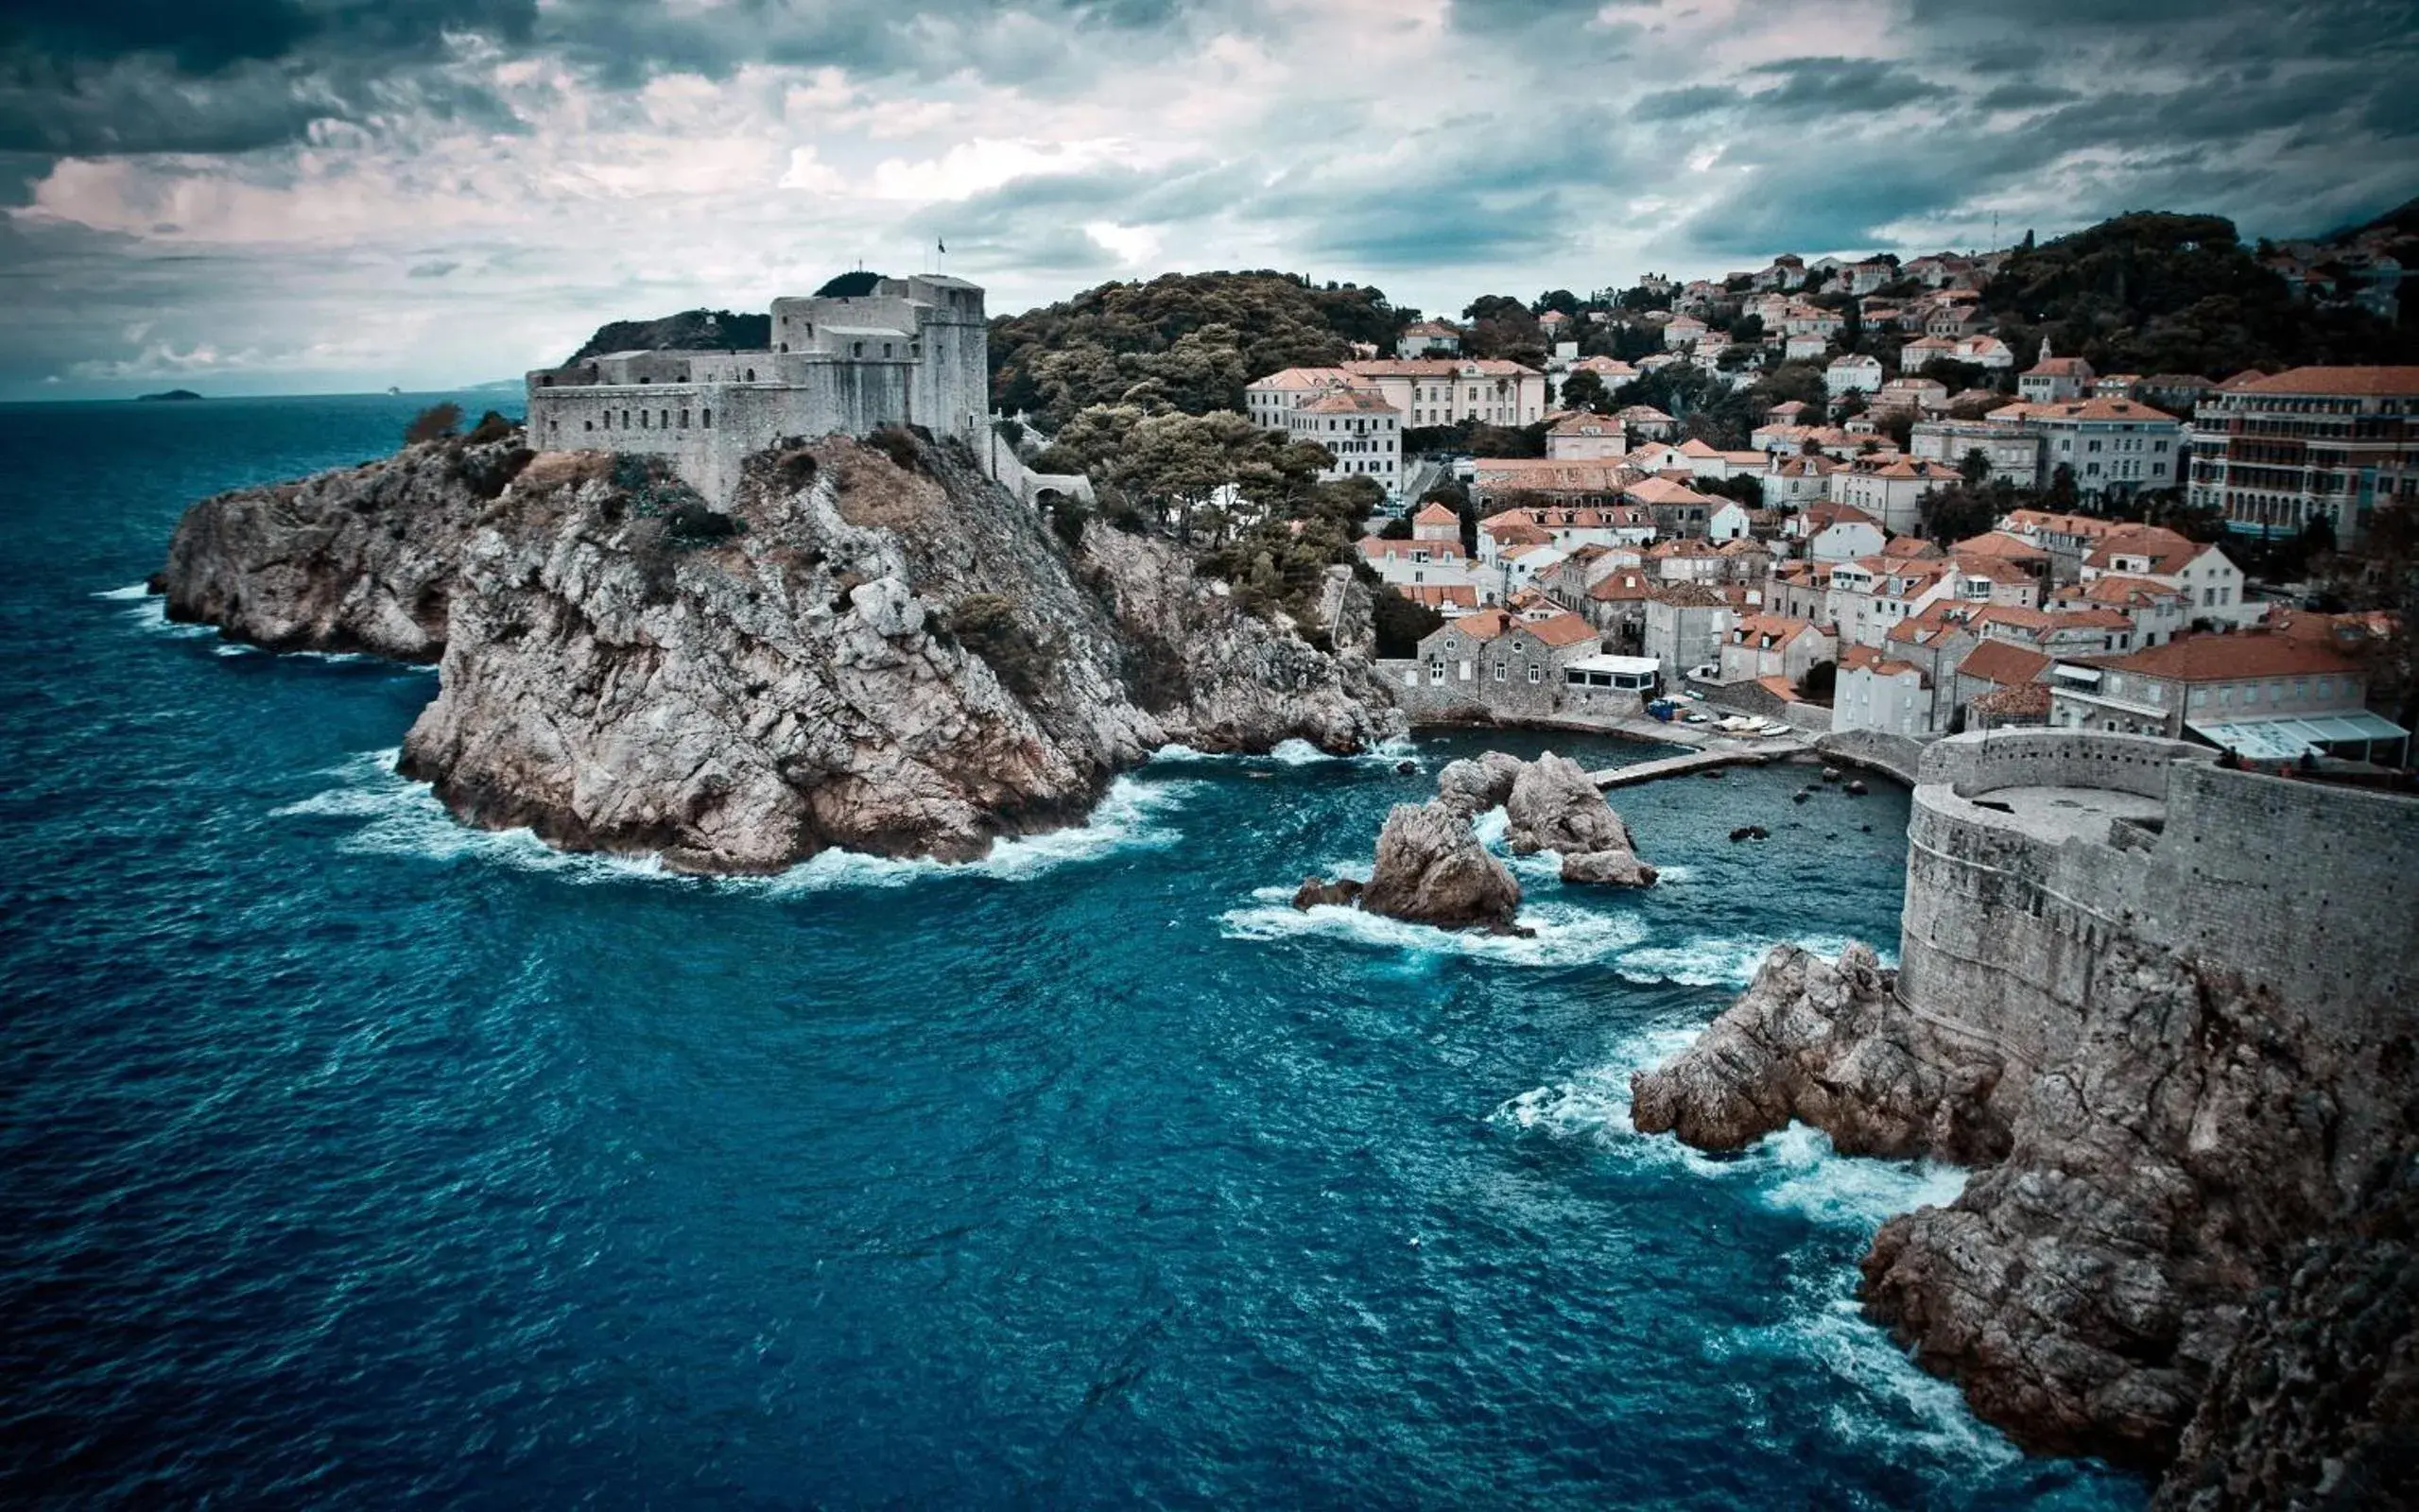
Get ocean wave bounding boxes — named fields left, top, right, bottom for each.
left=1613, top=935, right=1898, bottom=989
left=1150, top=734, right=1423, bottom=771
left=1491, top=1030, right=1964, bottom=1227
left=1746, top=1279, right=2015, bottom=1472
left=273, top=749, right=1198, bottom=889
left=105, top=583, right=216, bottom=641
left=1218, top=897, right=1648, bottom=968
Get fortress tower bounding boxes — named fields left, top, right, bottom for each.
left=522, top=275, right=991, bottom=504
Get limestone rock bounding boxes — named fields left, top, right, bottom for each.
left=1502, top=751, right=1655, bottom=887
left=159, top=430, right=1402, bottom=872
left=1630, top=942, right=2009, bottom=1160
left=1435, top=751, right=1524, bottom=817
left=1290, top=876, right=1364, bottom=910
left=1359, top=800, right=1522, bottom=933
left=1560, top=849, right=1658, bottom=886
left=1635, top=933, right=2419, bottom=1479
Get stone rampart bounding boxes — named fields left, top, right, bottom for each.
left=1899, top=730, right=2419, bottom=1080
left=1813, top=729, right=1924, bottom=785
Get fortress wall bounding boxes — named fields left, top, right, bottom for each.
left=1901, top=788, right=2153, bottom=1071
left=2139, top=765, right=2419, bottom=1041
left=1917, top=727, right=2209, bottom=801
left=1899, top=729, right=2419, bottom=1078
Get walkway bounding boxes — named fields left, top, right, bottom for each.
left=1588, top=739, right=1811, bottom=789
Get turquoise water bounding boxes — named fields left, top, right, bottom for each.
left=0, top=396, right=2142, bottom=1507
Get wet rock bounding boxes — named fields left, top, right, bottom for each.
left=1504, top=753, right=1656, bottom=889
left=1822, top=766, right=1841, bottom=782
left=1845, top=780, right=1868, bottom=796
left=161, top=431, right=1403, bottom=872
left=1360, top=800, right=1522, bottom=932
left=1290, top=876, right=1364, bottom=910
left=1728, top=824, right=1769, bottom=842
left=1435, top=750, right=1524, bottom=817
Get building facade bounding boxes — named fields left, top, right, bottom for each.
left=525, top=274, right=990, bottom=505
left=2186, top=366, right=2419, bottom=547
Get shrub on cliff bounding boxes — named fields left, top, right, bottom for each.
left=463, top=410, right=516, bottom=445
left=946, top=593, right=1054, bottom=699
left=406, top=403, right=462, bottom=445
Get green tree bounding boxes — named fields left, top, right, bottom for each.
left=1558, top=369, right=1613, bottom=414
left=1959, top=447, right=1993, bottom=490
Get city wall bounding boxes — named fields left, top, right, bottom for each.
left=1897, top=730, right=2419, bottom=1081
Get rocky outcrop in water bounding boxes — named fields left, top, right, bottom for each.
left=1436, top=752, right=1523, bottom=817
left=1290, top=750, right=1653, bottom=932
left=159, top=428, right=1400, bottom=871
left=1634, top=936, right=2419, bottom=1479
left=1630, top=943, right=2006, bottom=1162
left=1357, top=800, right=1523, bottom=933
left=1502, top=752, right=1657, bottom=887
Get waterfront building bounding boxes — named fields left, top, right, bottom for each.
left=2046, top=632, right=2407, bottom=763
left=2185, top=366, right=2419, bottom=547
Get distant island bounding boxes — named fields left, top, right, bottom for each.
left=136, top=389, right=203, bottom=403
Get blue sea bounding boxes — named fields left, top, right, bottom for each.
left=0, top=395, right=2142, bottom=1508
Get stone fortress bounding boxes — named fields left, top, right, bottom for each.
left=1899, top=728, right=2419, bottom=1082
left=523, top=274, right=993, bottom=505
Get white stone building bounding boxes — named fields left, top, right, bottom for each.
left=527, top=273, right=991, bottom=505
left=1825, top=353, right=1883, bottom=399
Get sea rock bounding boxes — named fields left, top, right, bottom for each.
left=1630, top=942, right=2009, bottom=1161
left=1559, top=848, right=1658, bottom=886
left=1502, top=752, right=1656, bottom=887
left=1359, top=800, right=1522, bottom=932
left=1290, top=876, right=1364, bottom=910
left=1435, top=751, right=1524, bottom=817
left=1729, top=824, right=1769, bottom=842
left=159, top=429, right=1403, bottom=871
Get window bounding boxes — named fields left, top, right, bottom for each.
left=680, top=409, right=690, bottom=428
left=1528, top=664, right=1543, bottom=684
left=702, top=409, right=711, bottom=427
left=853, top=342, right=863, bottom=357
left=1429, top=661, right=1444, bottom=685
left=583, top=420, right=594, bottom=432
left=1494, top=662, right=1506, bottom=681
left=745, top=369, right=755, bottom=381
left=640, top=410, right=649, bottom=428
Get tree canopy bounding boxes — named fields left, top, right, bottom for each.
left=989, top=271, right=1405, bottom=428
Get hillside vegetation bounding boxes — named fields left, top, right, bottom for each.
left=989, top=272, right=1408, bottom=428
left=564, top=309, right=771, bottom=365
left=1982, top=212, right=2415, bottom=377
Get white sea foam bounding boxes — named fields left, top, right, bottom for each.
left=1218, top=897, right=1648, bottom=968
left=1492, top=1029, right=1964, bottom=1225
left=1748, top=1281, right=2016, bottom=1471
left=106, top=583, right=216, bottom=641
left=274, top=749, right=1197, bottom=888
left=762, top=775, right=1198, bottom=892
left=1613, top=935, right=1898, bottom=988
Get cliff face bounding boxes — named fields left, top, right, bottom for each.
left=1634, top=928, right=2417, bottom=1480
left=159, top=428, right=1398, bottom=870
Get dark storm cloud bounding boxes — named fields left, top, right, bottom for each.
left=1630, top=85, right=1732, bottom=122
left=1741, top=58, right=1947, bottom=117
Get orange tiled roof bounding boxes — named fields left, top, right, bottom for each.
left=2081, top=632, right=2359, bottom=682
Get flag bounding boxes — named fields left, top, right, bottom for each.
left=938, top=236, right=946, bottom=254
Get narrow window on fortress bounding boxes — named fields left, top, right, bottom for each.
left=853, top=342, right=864, bottom=357
left=641, top=411, right=649, bottom=428
left=746, top=369, right=755, bottom=381
left=584, top=420, right=594, bottom=432
left=621, top=410, right=631, bottom=428
left=660, top=410, right=669, bottom=429
left=681, top=409, right=690, bottom=428
left=702, top=409, right=712, bottom=428
left=883, top=343, right=892, bottom=358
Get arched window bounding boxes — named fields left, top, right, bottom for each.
left=583, top=420, right=594, bottom=432
left=660, top=409, right=669, bottom=429
left=778, top=344, right=787, bottom=353
left=640, top=410, right=649, bottom=428
left=745, top=369, right=755, bottom=381
left=680, top=408, right=690, bottom=428
left=621, top=410, right=630, bottom=428
left=702, top=408, right=711, bottom=428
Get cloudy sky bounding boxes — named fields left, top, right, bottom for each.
left=4, top=0, right=2413, bottom=399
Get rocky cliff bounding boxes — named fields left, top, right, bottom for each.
left=159, top=427, right=1400, bottom=870
left=1634, top=936, right=2419, bottom=1486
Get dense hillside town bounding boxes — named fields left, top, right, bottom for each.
left=978, top=207, right=2419, bottom=772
